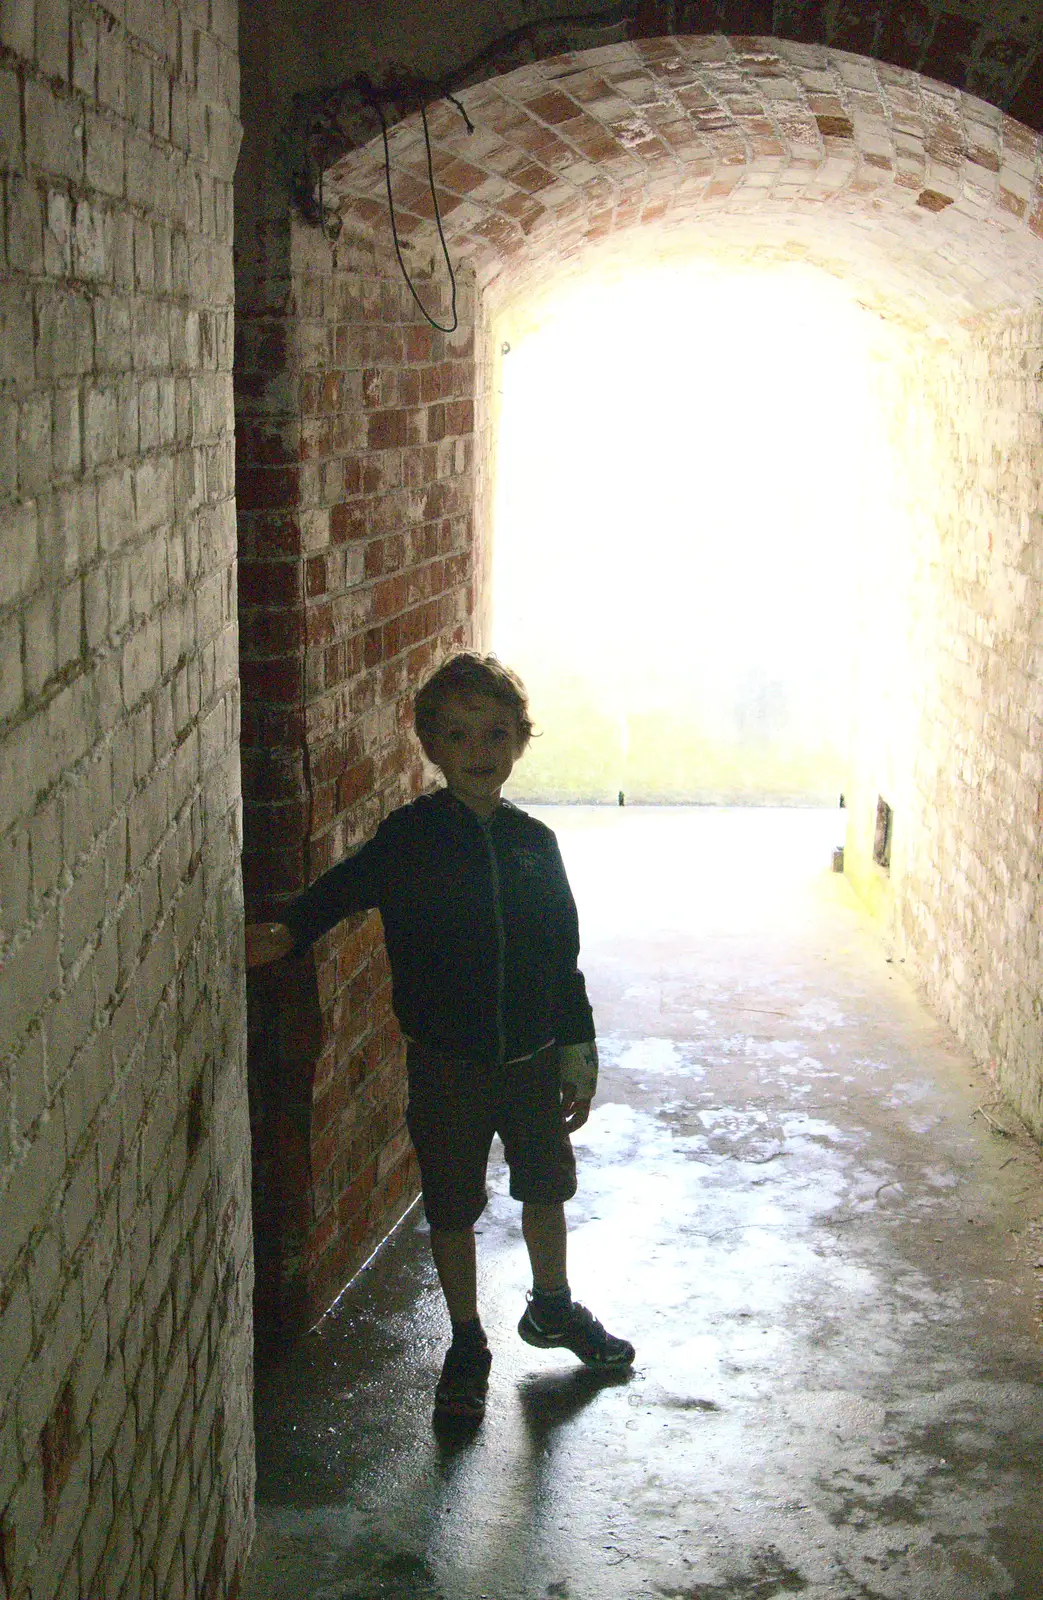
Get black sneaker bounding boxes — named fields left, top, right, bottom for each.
left=433, top=1340, right=492, bottom=1423
left=518, top=1297, right=635, bottom=1369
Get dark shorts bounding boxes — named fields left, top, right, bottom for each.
left=405, top=1041, right=578, bottom=1230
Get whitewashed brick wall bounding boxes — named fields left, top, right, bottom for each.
left=0, top=2, right=251, bottom=1597
left=846, top=307, right=1043, bottom=1145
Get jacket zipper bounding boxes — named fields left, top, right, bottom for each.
left=480, top=817, right=507, bottom=1066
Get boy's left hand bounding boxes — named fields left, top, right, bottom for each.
left=562, top=1090, right=592, bottom=1133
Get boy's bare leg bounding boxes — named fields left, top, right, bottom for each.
left=521, top=1199, right=568, bottom=1293
left=517, top=1199, right=635, bottom=1368
left=429, top=1226, right=478, bottom=1323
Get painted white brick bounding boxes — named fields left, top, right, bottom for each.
left=0, top=3, right=251, bottom=1592
left=72, top=9, right=98, bottom=98
left=0, top=0, right=33, bottom=58
left=53, top=385, right=81, bottom=479
left=98, top=467, right=135, bottom=551
left=18, top=390, right=53, bottom=496
left=0, top=612, right=22, bottom=721
left=0, top=1274, right=32, bottom=1411
left=0, top=282, right=35, bottom=385
left=0, top=1103, right=64, bottom=1282
left=135, top=456, right=174, bottom=531
left=25, top=79, right=83, bottom=183
left=6, top=172, right=44, bottom=275
left=0, top=500, right=40, bottom=608
left=0, top=64, right=21, bottom=169
left=118, top=373, right=140, bottom=456
left=36, top=288, right=95, bottom=379
left=121, top=617, right=162, bottom=709
left=45, top=188, right=73, bottom=276
left=24, top=588, right=58, bottom=698
left=84, top=385, right=119, bottom=469
left=37, top=0, right=71, bottom=83
left=0, top=396, right=17, bottom=502
left=74, top=200, right=108, bottom=280
left=85, top=108, right=125, bottom=196
left=94, top=294, right=132, bottom=372
left=3, top=1457, right=45, bottom=1594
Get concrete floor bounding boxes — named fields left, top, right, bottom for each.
left=243, top=807, right=1043, bottom=1600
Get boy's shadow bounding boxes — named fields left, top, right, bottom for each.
left=517, top=1365, right=632, bottom=1444
left=432, top=1367, right=632, bottom=1458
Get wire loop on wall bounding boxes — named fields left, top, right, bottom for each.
left=372, top=96, right=461, bottom=334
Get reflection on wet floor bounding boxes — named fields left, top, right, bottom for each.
left=243, top=807, right=1043, bottom=1600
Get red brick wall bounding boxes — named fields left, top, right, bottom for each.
left=235, top=218, right=477, bottom=1337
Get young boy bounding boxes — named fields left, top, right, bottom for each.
left=245, top=652, right=634, bottom=1423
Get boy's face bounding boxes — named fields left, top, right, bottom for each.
left=423, top=692, right=523, bottom=817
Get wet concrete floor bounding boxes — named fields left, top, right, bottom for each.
left=243, top=807, right=1043, bottom=1600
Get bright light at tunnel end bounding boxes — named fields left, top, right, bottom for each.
left=490, top=258, right=914, bottom=807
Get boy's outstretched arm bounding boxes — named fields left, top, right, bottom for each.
left=244, top=824, right=389, bottom=971
left=245, top=921, right=295, bottom=967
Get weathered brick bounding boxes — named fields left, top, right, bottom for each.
left=98, top=467, right=135, bottom=550
left=24, top=587, right=58, bottom=697
left=10, top=1021, right=47, bottom=1136
left=84, top=384, right=119, bottom=468
left=25, top=80, right=83, bottom=182
left=0, top=500, right=40, bottom=607
left=126, top=44, right=152, bottom=131
left=0, top=1081, right=64, bottom=1277
left=136, top=455, right=174, bottom=530
left=30, top=792, right=62, bottom=903
left=73, top=200, right=107, bottom=280
left=18, top=389, right=53, bottom=496
left=6, top=172, right=44, bottom=274
left=72, top=9, right=98, bottom=97
left=0, top=612, right=22, bottom=721
left=48, top=482, right=99, bottom=577
left=85, top=110, right=125, bottom=197
left=0, top=1275, right=32, bottom=1412
left=132, top=296, right=171, bottom=369
left=121, top=617, right=162, bottom=709
left=36, top=289, right=95, bottom=378
left=0, top=0, right=33, bottom=57
left=43, top=194, right=72, bottom=284
left=93, top=294, right=132, bottom=372
left=53, top=385, right=81, bottom=478
left=0, top=64, right=22, bottom=169
left=127, top=0, right=176, bottom=58
left=0, top=281, right=35, bottom=384
left=37, top=0, right=71, bottom=82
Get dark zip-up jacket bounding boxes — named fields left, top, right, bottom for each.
left=283, top=789, right=595, bottom=1066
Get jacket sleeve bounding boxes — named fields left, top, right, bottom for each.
left=548, top=836, right=597, bottom=1047
left=282, top=825, right=388, bottom=955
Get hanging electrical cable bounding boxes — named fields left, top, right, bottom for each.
left=287, top=7, right=639, bottom=319
left=371, top=94, right=463, bottom=334
left=285, top=5, right=635, bottom=234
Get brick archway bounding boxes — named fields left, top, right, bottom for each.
left=323, top=37, right=1043, bottom=317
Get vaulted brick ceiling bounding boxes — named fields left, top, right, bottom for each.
left=322, top=36, right=1043, bottom=328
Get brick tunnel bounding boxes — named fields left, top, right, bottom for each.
left=236, top=33, right=1043, bottom=1352
left=3, top=1, right=1043, bottom=1596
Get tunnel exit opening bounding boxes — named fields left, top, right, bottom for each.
left=488, top=257, right=911, bottom=810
